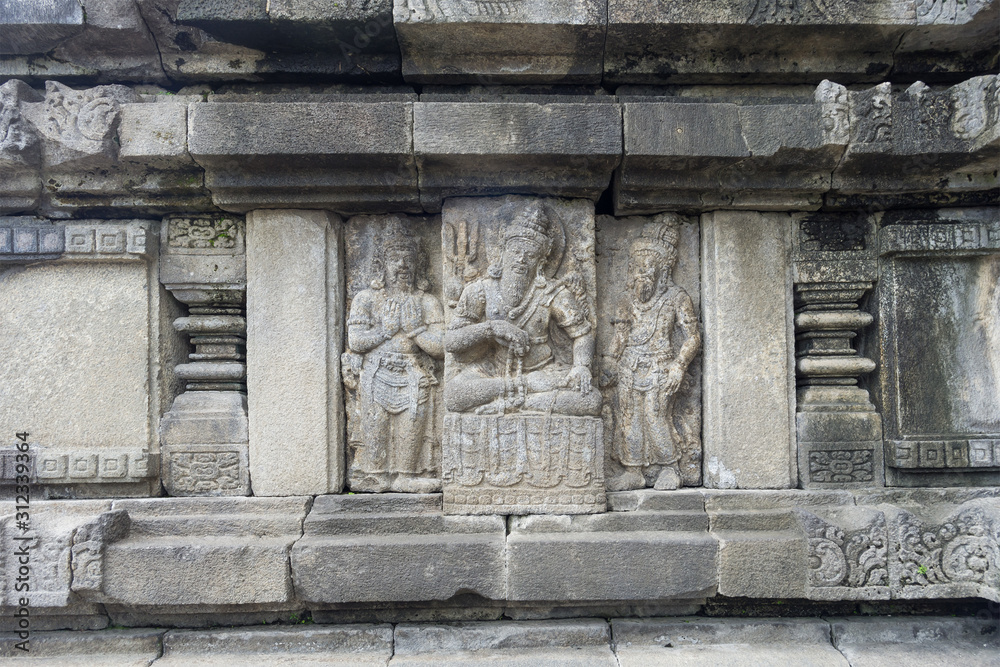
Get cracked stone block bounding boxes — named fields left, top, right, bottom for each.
left=291, top=494, right=507, bottom=604
left=414, top=99, right=621, bottom=212
left=392, top=619, right=617, bottom=667
left=830, top=616, right=1000, bottom=667
left=507, top=492, right=717, bottom=601
left=394, top=0, right=605, bottom=84
left=155, top=625, right=394, bottom=666
left=100, top=497, right=309, bottom=607
left=189, top=100, right=419, bottom=213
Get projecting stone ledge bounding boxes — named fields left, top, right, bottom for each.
left=187, top=97, right=420, bottom=214
left=413, top=97, right=622, bottom=212
left=615, top=76, right=1000, bottom=214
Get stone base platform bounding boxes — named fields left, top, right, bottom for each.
left=2, top=617, right=998, bottom=666
left=1, top=488, right=997, bottom=628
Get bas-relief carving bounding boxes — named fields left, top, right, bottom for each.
left=597, top=215, right=702, bottom=491
left=798, top=511, right=888, bottom=591
left=343, top=215, right=445, bottom=494
left=440, top=196, right=604, bottom=514
left=893, top=506, right=999, bottom=591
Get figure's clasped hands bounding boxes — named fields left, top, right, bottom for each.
left=380, top=301, right=402, bottom=338
left=490, top=320, right=529, bottom=357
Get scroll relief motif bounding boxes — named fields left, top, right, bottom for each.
left=440, top=196, right=604, bottom=514
left=895, top=506, right=999, bottom=589
left=798, top=510, right=888, bottom=589
left=598, top=215, right=702, bottom=491
left=343, top=215, right=445, bottom=494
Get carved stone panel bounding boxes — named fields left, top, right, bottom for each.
left=343, top=214, right=445, bottom=494
left=596, top=214, right=702, bottom=491
left=877, top=210, right=1000, bottom=486
left=441, top=196, right=604, bottom=514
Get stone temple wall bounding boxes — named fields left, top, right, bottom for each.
left=0, top=0, right=998, bottom=635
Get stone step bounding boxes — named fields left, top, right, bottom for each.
left=1, top=617, right=997, bottom=666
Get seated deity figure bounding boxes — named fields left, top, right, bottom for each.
left=343, top=221, right=445, bottom=493
left=444, top=200, right=602, bottom=416
left=603, top=220, right=701, bottom=491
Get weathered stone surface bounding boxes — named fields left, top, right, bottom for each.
left=830, top=615, right=1000, bottom=667
left=596, top=214, right=702, bottom=491
left=0, top=80, right=43, bottom=214
left=613, top=617, right=847, bottom=667
left=0, top=628, right=164, bottom=665
left=394, top=0, right=605, bottom=84
left=100, top=497, right=308, bottom=606
left=292, top=494, right=506, bottom=603
left=795, top=506, right=891, bottom=601
left=49, top=0, right=165, bottom=84
left=393, top=619, right=617, bottom=667
left=615, top=85, right=847, bottom=214
left=156, top=625, right=393, bottom=666
left=0, top=0, right=85, bottom=55
left=606, top=0, right=998, bottom=84
left=441, top=196, right=605, bottom=515
left=0, top=500, right=113, bottom=611
left=0, top=219, right=160, bottom=495
left=246, top=209, right=343, bottom=495
left=343, top=214, right=445, bottom=494
left=169, top=0, right=400, bottom=82
left=118, top=102, right=192, bottom=168
left=876, top=208, right=1000, bottom=487
left=189, top=99, right=419, bottom=213
left=507, top=492, right=716, bottom=601
left=702, top=211, right=795, bottom=489
left=414, top=100, right=621, bottom=212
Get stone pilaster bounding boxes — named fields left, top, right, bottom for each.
left=158, top=215, right=250, bottom=497
left=791, top=212, right=882, bottom=489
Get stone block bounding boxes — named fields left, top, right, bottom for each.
left=291, top=494, right=506, bottom=603
left=101, top=497, right=308, bottom=607
left=246, top=209, right=343, bottom=496
left=613, top=617, right=846, bottom=667
left=0, top=0, right=85, bottom=55
left=118, top=103, right=192, bottom=168
left=0, top=628, right=164, bottom=664
left=392, top=619, right=617, bottom=667
left=189, top=100, right=419, bottom=213
left=507, top=494, right=717, bottom=601
left=49, top=0, right=165, bottom=84
left=616, top=94, right=844, bottom=214
left=414, top=101, right=621, bottom=212
left=701, top=211, right=795, bottom=489
left=156, top=625, right=394, bottom=666
left=830, top=616, right=1000, bottom=667
left=394, top=0, right=605, bottom=84
left=714, top=529, right=809, bottom=598
left=606, top=0, right=997, bottom=84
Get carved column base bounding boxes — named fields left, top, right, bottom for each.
left=797, top=411, right=884, bottom=489
left=159, top=391, right=250, bottom=496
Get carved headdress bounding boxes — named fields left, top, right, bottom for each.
left=631, top=215, right=681, bottom=268
left=493, top=199, right=566, bottom=279
left=371, top=215, right=430, bottom=291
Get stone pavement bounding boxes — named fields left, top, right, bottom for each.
left=2, top=616, right=998, bottom=666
